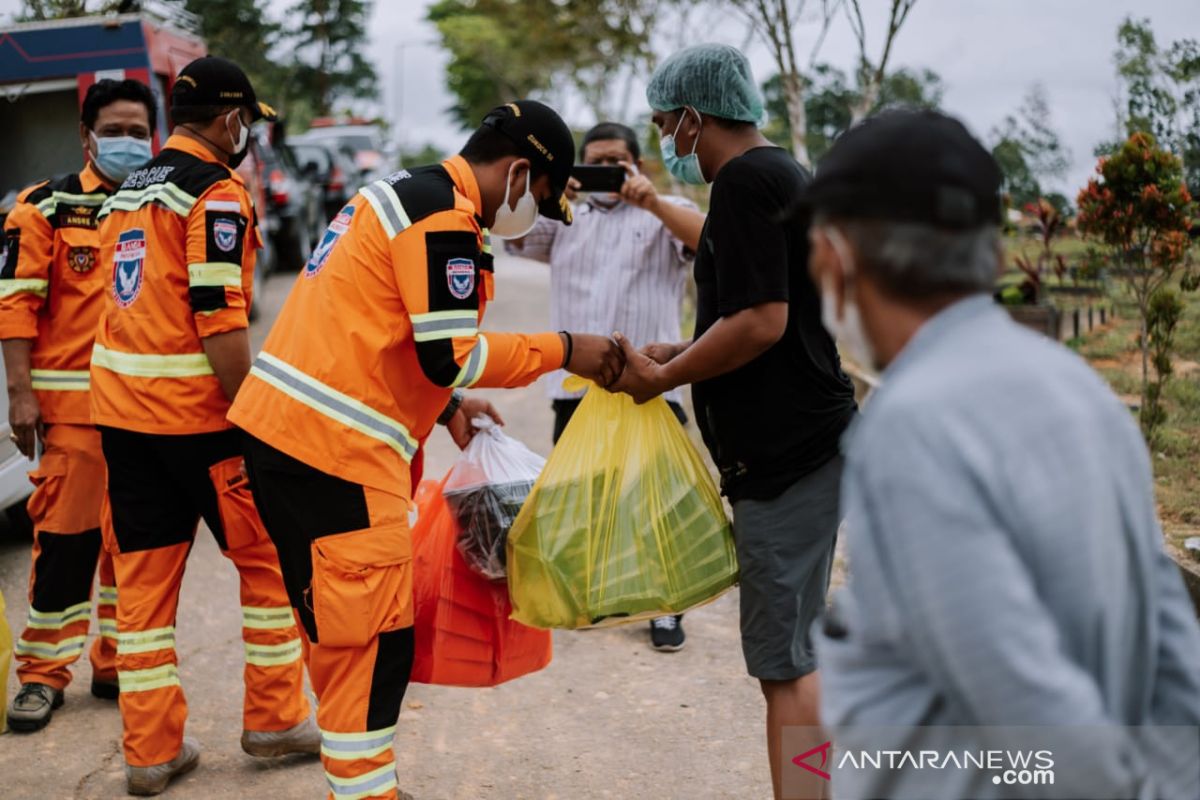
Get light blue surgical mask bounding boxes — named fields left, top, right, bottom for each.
left=90, top=132, right=153, bottom=184
left=660, top=108, right=706, bottom=185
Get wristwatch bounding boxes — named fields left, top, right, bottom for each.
left=437, top=390, right=464, bottom=425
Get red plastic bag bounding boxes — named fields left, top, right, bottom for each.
left=411, top=476, right=552, bottom=687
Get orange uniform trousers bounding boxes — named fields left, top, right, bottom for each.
left=244, top=433, right=413, bottom=800
left=99, top=426, right=311, bottom=767
left=14, top=424, right=117, bottom=690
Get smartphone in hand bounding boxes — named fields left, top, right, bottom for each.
left=571, top=165, right=626, bottom=193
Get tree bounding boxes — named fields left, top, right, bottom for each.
left=17, top=0, right=124, bottom=19
left=990, top=84, right=1070, bottom=209
left=182, top=0, right=287, bottom=114
left=726, top=0, right=840, bottom=167
left=844, top=0, right=918, bottom=123
left=429, top=0, right=673, bottom=129
left=289, top=0, right=378, bottom=118
left=761, top=63, right=940, bottom=161
left=1107, top=17, right=1200, bottom=196
left=1076, top=132, right=1196, bottom=438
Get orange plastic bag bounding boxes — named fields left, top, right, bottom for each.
left=411, top=476, right=552, bottom=687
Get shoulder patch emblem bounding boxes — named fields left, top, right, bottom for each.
left=446, top=257, right=475, bottom=299
left=305, top=204, right=354, bottom=278
left=213, top=219, right=238, bottom=253
left=67, top=246, right=96, bottom=273
left=113, top=228, right=146, bottom=308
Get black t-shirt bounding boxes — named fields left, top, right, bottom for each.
left=692, top=146, right=856, bottom=502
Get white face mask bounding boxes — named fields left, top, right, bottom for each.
left=490, top=163, right=539, bottom=239
left=819, top=226, right=876, bottom=370
left=226, top=110, right=249, bottom=154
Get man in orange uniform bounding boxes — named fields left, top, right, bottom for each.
left=91, top=57, right=317, bottom=795
left=230, top=100, right=625, bottom=800
left=1, top=79, right=156, bottom=732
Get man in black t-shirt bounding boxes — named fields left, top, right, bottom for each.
left=612, top=43, right=856, bottom=800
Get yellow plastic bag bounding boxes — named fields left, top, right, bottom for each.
left=0, top=588, right=11, bottom=734
left=506, top=379, right=738, bottom=629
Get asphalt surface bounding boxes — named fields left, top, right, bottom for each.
left=0, top=254, right=769, bottom=799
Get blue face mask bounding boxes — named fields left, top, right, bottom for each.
left=660, top=108, right=706, bottom=185
left=90, top=132, right=153, bottom=184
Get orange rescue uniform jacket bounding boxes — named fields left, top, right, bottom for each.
left=229, top=155, right=564, bottom=498
left=91, top=134, right=259, bottom=434
left=0, top=164, right=113, bottom=424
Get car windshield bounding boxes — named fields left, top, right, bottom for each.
left=335, top=135, right=378, bottom=152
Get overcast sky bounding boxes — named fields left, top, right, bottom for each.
left=2, top=1, right=1196, bottom=194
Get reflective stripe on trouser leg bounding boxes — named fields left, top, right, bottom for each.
left=16, top=532, right=103, bottom=689
left=91, top=549, right=118, bottom=681
left=110, top=540, right=191, bottom=768
left=17, top=425, right=108, bottom=689
left=223, top=533, right=311, bottom=733
left=313, top=628, right=414, bottom=800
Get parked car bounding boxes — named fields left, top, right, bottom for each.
left=289, top=140, right=357, bottom=222
left=295, top=119, right=393, bottom=184
left=0, top=359, right=35, bottom=536
left=255, top=128, right=323, bottom=271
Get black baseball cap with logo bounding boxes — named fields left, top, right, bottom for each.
left=171, top=56, right=278, bottom=122
left=802, top=109, right=1002, bottom=229
left=481, top=100, right=574, bottom=224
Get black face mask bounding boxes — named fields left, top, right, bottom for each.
left=227, top=147, right=249, bottom=170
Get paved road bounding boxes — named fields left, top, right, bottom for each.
left=0, top=254, right=768, bottom=799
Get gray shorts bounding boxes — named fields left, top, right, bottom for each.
left=731, top=454, right=843, bottom=681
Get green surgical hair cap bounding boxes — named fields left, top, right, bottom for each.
left=646, top=43, right=766, bottom=125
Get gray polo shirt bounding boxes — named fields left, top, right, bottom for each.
left=816, top=295, right=1200, bottom=797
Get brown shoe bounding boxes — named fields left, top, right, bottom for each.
left=125, top=737, right=201, bottom=796
left=7, top=682, right=63, bottom=733
left=241, top=716, right=321, bottom=758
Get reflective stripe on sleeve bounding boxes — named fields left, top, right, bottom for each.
left=244, top=638, right=303, bottom=667
left=0, top=278, right=49, bottom=298
left=97, top=585, right=118, bottom=605
left=188, top=262, right=242, bottom=288
left=320, top=725, right=396, bottom=761
left=15, top=635, right=87, bottom=659
left=118, top=663, right=180, bottom=694
left=357, top=181, right=411, bottom=239
left=25, top=600, right=91, bottom=630
left=325, top=761, right=398, bottom=800
left=98, top=619, right=119, bottom=639
left=410, top=310, right=479, bottom=342
left=30, top=369, right=90, bottom=391
left=249, top=352, right=419, bottom=461
left=450, top=334, right=489, bottom=388
left=91, top=343, right=214, bottom=378
left=116, top=625, right=176, bottom=656
left=242, top=606, right=295, bottom=630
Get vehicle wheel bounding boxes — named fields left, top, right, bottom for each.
left=5, top=499, right=32, bottom=539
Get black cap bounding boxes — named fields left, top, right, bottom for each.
left=804, top=109, right=1002, bottom=229
left=171, top=56, right=277, bottom=122
left=481, top=100, right=574, bottom=224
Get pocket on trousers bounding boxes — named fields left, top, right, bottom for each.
left=25, top=449, right=67, bottom=525
left=311, top=524, right=413, bottom=648
left=209, top=456, right=265, bottom=551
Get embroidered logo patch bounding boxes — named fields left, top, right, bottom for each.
left=446, top=257, right=475, bottom=300
left=213, top=219, right=239, bottom=253
left=113, top=228, right=146, bottom=308
left=305, top=205, right=354, bottom=278
left=67, top=246, right=96, bottom=273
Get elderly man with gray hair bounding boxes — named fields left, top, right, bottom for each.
left=808, top=109, right=1200, bottom=799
